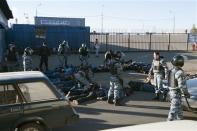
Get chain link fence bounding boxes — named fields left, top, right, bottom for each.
left=90, top=32, right=192, bottom=52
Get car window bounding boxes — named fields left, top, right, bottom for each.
left=0, top=84, right=22, bottom=105
left=18, top=82, right=57, bottom=102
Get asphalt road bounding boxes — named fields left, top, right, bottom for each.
left=54, top=92, right=197, bottom=131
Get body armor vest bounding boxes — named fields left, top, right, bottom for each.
left=153, top=59, right=165, bottom=76
left=168, top=68, right=182, bottom=88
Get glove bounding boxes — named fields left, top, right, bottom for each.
left=144, top=76, right=151, bottom=84
left=184, top=92, right=190, bottom=98
left=182, top=88, right=190, bottom=98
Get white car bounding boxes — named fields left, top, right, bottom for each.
left=184, top=78, right=197, bottom=109
left=100, top=120, right=197, bottom=131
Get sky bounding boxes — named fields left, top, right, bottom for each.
left=7, top=0, right=197, bottom=33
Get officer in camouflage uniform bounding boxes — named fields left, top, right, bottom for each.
left=107, top=53, right=124, bottom=106
left=22, top=47, right=34, bottom=71
left=149, top=52, right=168, bottom=100
left=58, top=40, right=70, bottom=67
left=167, top=55, right=190, bottom=121
left=79, top=44, right=89, bottom=66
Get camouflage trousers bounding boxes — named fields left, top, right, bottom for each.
left=153, top=73, right=164, bottom=94
left=167, top=90, right=183, bottom=121
left=108, top=76, right=124, bottom=100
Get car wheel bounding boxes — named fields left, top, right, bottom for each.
left=19, top=123, right=45, bottom=131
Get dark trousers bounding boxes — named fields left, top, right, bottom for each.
left=39, top=57, right=48, bottom=71
left=69, top=91, right=97, bottom=104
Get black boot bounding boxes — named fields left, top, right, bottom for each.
left=152, top=93, right=159, bottom=100
left=114, top=99, right=123, bottom=106
left=107, top=97, right=114, bottom=104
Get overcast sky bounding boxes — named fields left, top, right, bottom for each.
left=7, top=0, right=197, bottom=32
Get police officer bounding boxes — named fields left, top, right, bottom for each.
left=5, top=44, right=19, bottom=72
left=39, top=42, right=50, bottom=71
left=149, top=52, right=168, bottom=100
left=167, top=55, right=190, bottom=121
left=23, top=47, right=33, bottom=71
left=58, top=40, right=70, bottom=67
left=104, top=50, right=114, bottom=68
left=107, top=54, right=124, bottom=106
left=79, top=44, right=89, bottom=66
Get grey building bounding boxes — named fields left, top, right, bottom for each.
left=0, top=0, right=13, bottom=61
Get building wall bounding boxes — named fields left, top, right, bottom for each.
left=0, top=8, right=8, bottom=62
left=0, top=9, right=8, bottom=28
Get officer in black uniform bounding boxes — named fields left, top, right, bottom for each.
left=79, top=44, right=89, bottom=66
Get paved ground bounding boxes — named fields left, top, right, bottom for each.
left=31, top=51, right=197, bottom=131
left=54, top=92, right=197, bottom=131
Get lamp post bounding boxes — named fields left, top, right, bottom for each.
left=35, top=3, right=42, bottom=17
left=101, top=4, right=104, bottom=33
left=169, top=11, right=175, bottom=33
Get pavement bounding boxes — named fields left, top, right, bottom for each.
left=54, top=91, right=197, bottom=131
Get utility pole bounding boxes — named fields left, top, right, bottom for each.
left=35, top=3, right=42, bottom=17
left=169, top=10, right=175, bottom=33
left=173, top=15, right=175, bottom=33
left=101, top=4, right=104, bottom=33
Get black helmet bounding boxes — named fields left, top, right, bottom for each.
left=105, top=51, right=112, bottom=60
left=24, top=47, right=33, bottom=55
left=171, top=55, right=184, bottom=67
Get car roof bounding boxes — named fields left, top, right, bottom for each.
left=0, top=71, right=48, bottom=84
left=101, top=120, right=197, bottom=131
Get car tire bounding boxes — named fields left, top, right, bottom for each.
left=19, top=122, right=45, bottom=131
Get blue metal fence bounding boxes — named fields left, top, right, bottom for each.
left=6, top=24, right=90, bottom=52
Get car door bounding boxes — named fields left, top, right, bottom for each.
left=18, top=81, right=67, bottom=128
left=0, top=84, right=23, bottom=131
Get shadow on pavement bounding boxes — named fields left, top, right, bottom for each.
left=75, top=106, right=197, bottom=121
left=124, top=104, right=170, bottom=110
left=54, top=118, right=131, bottom=131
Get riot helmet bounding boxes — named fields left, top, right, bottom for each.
left=171, top=55, right=184, bottom=67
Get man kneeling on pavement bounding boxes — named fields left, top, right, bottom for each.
left=67, top=66, right=108, bottom=105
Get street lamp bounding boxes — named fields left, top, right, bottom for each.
left=101, top=4, right=104, bottom=33
left=169, top=10, right=175, bottom=33
left=36, top=3, right=42, bottom=17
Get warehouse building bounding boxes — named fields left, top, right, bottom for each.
left=0, top=0, right=13, bottom=61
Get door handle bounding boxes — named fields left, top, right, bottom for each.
left=10, top=107, right=21, bottom=112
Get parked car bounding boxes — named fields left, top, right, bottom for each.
left=0, top=71, right=79, bottom=131
left=184, top=78, right=197, bottom=109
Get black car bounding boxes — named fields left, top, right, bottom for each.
left=0, top=71, right=79, bottom=131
